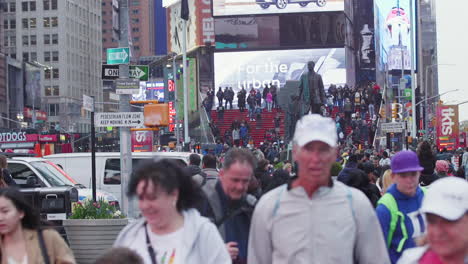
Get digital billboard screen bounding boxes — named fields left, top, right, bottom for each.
left=213, top=0, right=344, bottom=17
left=374, top=0, right=416, bottom=71
left=132, top=81, right=165, bottom=102
left=214, top=48, right=345, bottom=104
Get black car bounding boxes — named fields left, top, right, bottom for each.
left=256, top=0, right=327, bottom=9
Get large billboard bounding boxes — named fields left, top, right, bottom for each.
left=213, top=0, right=344, bottom=17
left=374, top=0, right=416, bottom=71
left=214, top=48, right=345, bottom=97
left=215, top=13, right=345, bottom=50
left=436, top=105, right=459, bottom=151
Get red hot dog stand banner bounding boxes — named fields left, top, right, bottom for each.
left=0, top=132, right=58, bottom=149
left=436, top=105, right=459, bottom=151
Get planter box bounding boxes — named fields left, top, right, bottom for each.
left=63, top=219, right=128, bottom=264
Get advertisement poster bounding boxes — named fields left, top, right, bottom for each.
left=374, top=0, right=416, bottom=71
left=213, top=0, right=344, bottom=17
left=132, top=81, right=165, bottom=102
left=214, top=48, right=345, bottom=105
left=436, top=105, right=459, bottom=151
left=131, top=130, right=153, bottom=152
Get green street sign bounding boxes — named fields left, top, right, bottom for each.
left=404, top=88, right=412, bottom=100
left=129, top=65, right=149, bottom=81
left=106, top=47, right=130, bottom=65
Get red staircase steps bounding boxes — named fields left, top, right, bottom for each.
left=211, top=108, right=285, bottom=146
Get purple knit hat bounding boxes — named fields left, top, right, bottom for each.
left=391, top=150, right=424, bottom=174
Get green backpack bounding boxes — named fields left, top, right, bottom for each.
left=377, top=187, right=427, bottom=253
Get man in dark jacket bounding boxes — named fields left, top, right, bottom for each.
left=197, top=148, right=257, bottom=263
left=217, top=87, right=224, bottom=107
left=185, top=154, right=206, bottom=187
left=337, top=154, right=359, bottom=184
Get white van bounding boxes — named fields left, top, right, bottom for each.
left=43, top=152, right=192, bottom=202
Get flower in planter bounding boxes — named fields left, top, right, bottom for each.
left=70, top=198, right=126, bottom=219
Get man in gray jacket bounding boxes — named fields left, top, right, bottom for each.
left=248, top=114, right=390, bottom=264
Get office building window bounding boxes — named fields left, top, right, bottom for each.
left=132, top=27, right=139, bottom=32
left=53, top=68, right=59, bottom=79
left=3, top=37, right=8, bottom=47
left=30, top=35, right=36, bottom=45
left=45, top=86, right=59, bottom=96
left=23, top=52, right=29, bottom=61
left=44, top=69, right=51, bottom=79
left=48, top=104, right=59, bottom=116
left=51, top=17, right=58, bottom=27
left=133, top=37, right=139, bottom=42
left=43, top=0, right=50, bottom=10
left=43, top=17, right=50, bottom=27
left=102, top=38, right=107, bottom=42
left=22, top=35, right=28, bottom=46
left=44, top=34, right=50, bottom=44
left=30, top=1, right=36, bottom=11
left=30, top=52, right=37, bottom=61
left=132, top=9, right=139, bottom=14
left=3, top=20, right=7, bottom=29
left=22, top=2, right=28, bottom=12
left=10, top=36, right=16, bottom=46
left=51, top=0, right=57, bottom=10
left=134, top=46, right=140, bottom=51
left=52, top=51, right=58, bottom=62
left=29, top=18, right=36, bottom=28
left=9, top=2, right=16, bottom=12
left=131, top=0, right=140, bottom=6
left=22, top=18, right=28, bottom=29
left=52, top=34, right=58, bottom=44
left=10, top=19, right=16, bottom=29
left=132, top=18, right=139, bottom=24
left=44, top=51, right=50, bottom=62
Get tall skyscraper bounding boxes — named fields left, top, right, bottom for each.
left=0, top=0, right=103, bottom=133
left=101, top=0, right=155, bottom=62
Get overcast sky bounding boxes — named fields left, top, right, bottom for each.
left=435, top=1, right=468, bottom=122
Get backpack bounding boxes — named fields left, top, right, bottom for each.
left=377, top=188, right=427, bottom=252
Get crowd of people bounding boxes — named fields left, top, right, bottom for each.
left=1, top=114, right=467, bottom=264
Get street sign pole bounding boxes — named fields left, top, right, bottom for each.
left=90, top=97, right=97, bottom=202
left=118, top=0, right=132, bottom=217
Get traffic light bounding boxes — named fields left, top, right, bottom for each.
left=143, top=103, right=169, bottom=127
left=391, top=103, right=403, bottom=121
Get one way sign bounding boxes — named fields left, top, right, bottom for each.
left=101, top=65, right=149, bottom=81
left=102, top=64, right=120, bottom=80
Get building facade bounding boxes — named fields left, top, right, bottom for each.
left=0, top=0, right=103, bottom=133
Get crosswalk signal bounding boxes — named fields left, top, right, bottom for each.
left=143, top=103, right=170, bottom=127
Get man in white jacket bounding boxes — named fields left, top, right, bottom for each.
left=248, top=114, right=390, bottom=264
left=398, top=177, right=468, bottom=264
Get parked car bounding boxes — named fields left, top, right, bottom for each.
left=256, top=0, right=327, bottom=9
left=7, top=157, right=119, bottom=206
left=44, top=152, right=192, bottom=203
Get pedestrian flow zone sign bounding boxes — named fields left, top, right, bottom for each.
left=95, top=112, right=143, bottom=127
left=101, top=65, right=148, bottom=81
left=106, top=47, right=130, bottom=65
left=381, top=122, right=405, bottom=133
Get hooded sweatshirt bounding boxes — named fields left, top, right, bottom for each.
left=376, top=184, right=426, bottom=264
left=114, top=209, right=230, bottom=264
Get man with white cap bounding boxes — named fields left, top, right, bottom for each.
left=398, top=177, right=468, bottom=264
left=247, top=114, right=390, bottom=264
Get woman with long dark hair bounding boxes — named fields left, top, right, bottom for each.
left=114, top=159, right=230, bottom=264
left=417, top=141, right=438, bottom=186
left=0, top=187, right=75, bottom=263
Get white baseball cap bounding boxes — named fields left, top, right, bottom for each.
left=420, top=177, right=468, bottom=221
left=293, top=114, right=337, bottom=148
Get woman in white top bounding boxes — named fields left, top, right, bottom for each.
left=114, top=159, right=230, bottom=264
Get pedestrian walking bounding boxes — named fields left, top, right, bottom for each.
left=114, top=159, right=230, bottom=264
left=376, top=151, right=427, bottom=264
left=248, top=114, right=390, bottom=264
left=0, top=188, right=76, bottom=264
left=216, top=87, right=224, bottom=108
left=462, top=147, right=468, bottom=180
left=0, top=155, right=17, bottom=187
left=197, top=148, right=257, bottom=264
left=397, top=177, right=468, bottom=264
